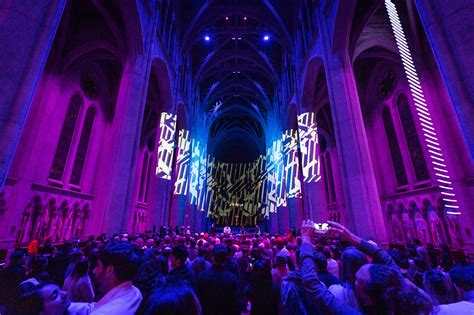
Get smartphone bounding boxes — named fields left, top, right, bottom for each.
left=314, top=222, right=329, bottom=233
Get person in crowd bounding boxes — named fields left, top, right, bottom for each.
left=47, top=241, right=76, bottom=286
left=271, top=253, right=290, bottom=286
left=327, top=246, right=368, bottom=309
left=281, top=248, right=322, bottom=315
left=223, top=225, right=231, bottom=235
left=414, top=238, right=432, bottom=269
left=143, top=283, right=202, bottom=315
left=426, top=243, right=438, bottom=268
left=63, top=258, right=94, bottom=302
left=300, top=220, right=433, bottom=314
left=167, top=245, right=195, bottom=288
left=245, top=259, right=280, bottom=315
left=312, top=251, right=340, bottom=288
left=68, top=241, right=142, bottom=315
left=28, top=255, right=51, bottom=283
left=0, top=248, right=27, bottom=309
left=440, top=243, right=454, bottom=272
left=196, top=245, right=242, bottom=315
left=423, top=268, right=474, bottom=314
left=449, top=264, right=474, bottom=302
left=191, top=246, right=211, bottom=276
left=12, top=282, right=71, bottom=315
left=323, top=246, right=340, bottom=278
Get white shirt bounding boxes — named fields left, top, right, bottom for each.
left=68, top=281, right=142, bottom=315
left=436, top=301, right=474, bottom=315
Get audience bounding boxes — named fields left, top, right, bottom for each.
left=0, top=221, right=472, bottom=315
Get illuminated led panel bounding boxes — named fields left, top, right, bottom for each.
left=156, top=112, right=176, bottom=180
left=298, top=112, right=321, bottom=183
left=385, top=0, right=460, bottom=215
left=197, top=146, right=207, bottom=211
left=283, top=129, right=301, bottom=198
left=188, top=139, right=201, bottom=204
left=173, top=129, right=191, bottom=195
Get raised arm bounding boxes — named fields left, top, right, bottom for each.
left=300, top=220, right=363, bottom=315
left=328, top=221, right=399, bottom=270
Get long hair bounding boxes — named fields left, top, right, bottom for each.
left=341, top=247, right=368, bottom=287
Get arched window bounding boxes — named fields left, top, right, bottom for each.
left=326, top=152, right=336, bottom=202
left=49, top=94, right=82, bottom=182
left=70, top=107, right=95, bottom=185
left=382, top=106, right=408, bottom=186
left=138, top=153, right=149, bottom=201
left=396, top=94, right=429, bottom=182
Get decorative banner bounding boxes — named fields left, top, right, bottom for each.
left=173, top=129, right=191, bottom=195
left=298, top=112, right=321, bottom=183
left=156, top=112, right=176, bottom=179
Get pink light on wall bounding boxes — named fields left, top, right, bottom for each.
left=385, top=0, right=460, bottom=215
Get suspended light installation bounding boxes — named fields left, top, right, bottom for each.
left=384, top=0, right=460, bottom=215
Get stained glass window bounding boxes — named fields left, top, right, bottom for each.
left=382, top=106, right=408, bottom=186
left=49, top=94, right=82, bottom=181
left=397, top=94, right=429, bottom=182
left=70, top=107, right=95, bottom=185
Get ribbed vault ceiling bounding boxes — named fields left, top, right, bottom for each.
left=180, top=0, right=297, bottom=162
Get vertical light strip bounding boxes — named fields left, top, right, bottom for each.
left=385, top=0, right=460, bottom=215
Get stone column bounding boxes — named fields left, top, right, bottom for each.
left=414, top=0, right=474, bottom=164
left=317, top=11, right=387, bottom=242
left=0, top=0, right=66, bottom=189
left=92, top=57, right=151, bottom=234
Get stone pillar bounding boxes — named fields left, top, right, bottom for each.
left=0, top=0, right=66, bottom=189
left=317, top=9, right=387, bottom=242
left=414, top=0, right=474, bottom=164
left=92, top=57, right=151, bottom=234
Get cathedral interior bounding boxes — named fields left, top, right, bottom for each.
left=0, top=0, right=473, bottom=256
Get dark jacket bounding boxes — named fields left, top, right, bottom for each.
left=167, top=264, right=196, bottom=288
left=281, top=270, right=322, bottom=315
left=197, top=264, right=243, bottom=315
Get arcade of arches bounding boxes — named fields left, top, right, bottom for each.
left=0, top=0, right=473, bottom=254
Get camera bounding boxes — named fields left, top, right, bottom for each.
left=314, top=222, right=329, bottom=233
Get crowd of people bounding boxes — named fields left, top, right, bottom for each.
left=0, top=221, right=472, bottom=315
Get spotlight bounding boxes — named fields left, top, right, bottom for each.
left=225, top=16, right=229, bottom=20
left=204, top=35, right=210, bottom=41
left=243, top=16, right=247, bottom=20
left=263, top=35, right=269, bottom=41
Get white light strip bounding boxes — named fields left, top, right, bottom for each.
left=441, top=191, right=455, bottom=196
left=445, top=205, right=459, bottom=209
left=437, top=179, right=452, bottom=185
left=427, top=144, right=441, bottom=151
left=429, top=150, right=442, bottom=157
left=432, top=161, right=447, bottom=168
left=447, top=211, right=462, bottom=215
left=443, top=198, right=457, bottom=203
left=439, top=185, right=453, bottom=190
left=385, top=0, right=460, bottom=214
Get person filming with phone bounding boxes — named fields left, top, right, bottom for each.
left=299, top=220, right=434, bottom=315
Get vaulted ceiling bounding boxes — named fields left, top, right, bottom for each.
left=179, top=0, right=298, bottom=162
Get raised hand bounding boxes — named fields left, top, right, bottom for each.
left=327, top=220, right=362, bottom=246
left=301, top=219, right=315, bottom=244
